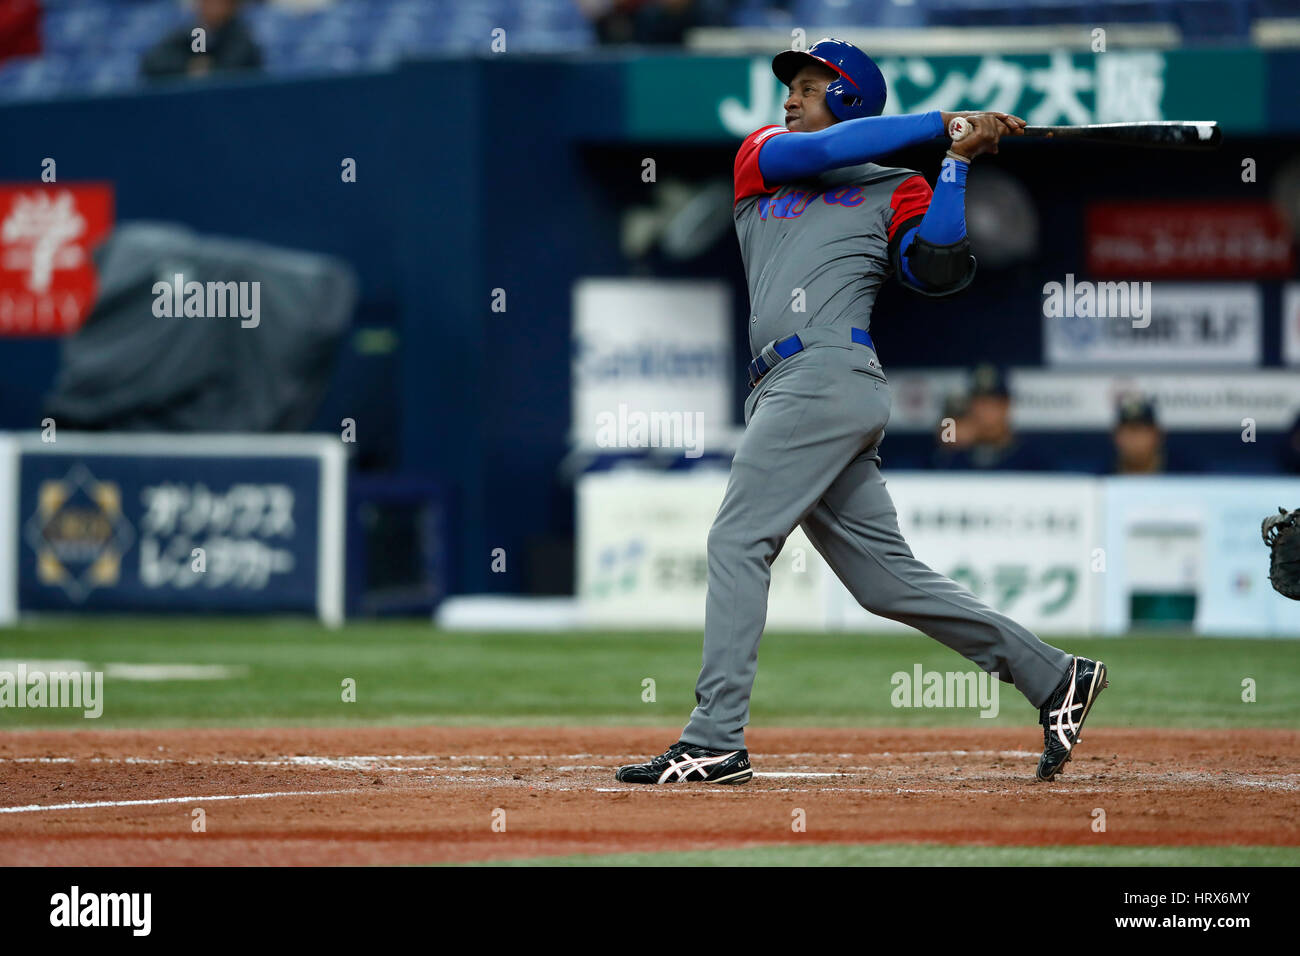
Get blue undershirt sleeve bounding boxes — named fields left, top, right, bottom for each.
left=899, top=155, right=968, bottom=289
left=758, top=111, right=945, bottom=184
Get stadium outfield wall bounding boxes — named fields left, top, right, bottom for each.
left=578, top=471, right=1300, bottom=638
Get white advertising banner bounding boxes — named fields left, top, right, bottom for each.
left=577, top=471, right=1297, bottom=637
left=1100, top=477, right=1300, bottom=637
left=825, top=474, right=1103, bottom=636
left=577, top=470, right=827, bottom=629
left=877, top=368, right=1300, bottom=433
left=572, top=279, right=733, bottom=460
left=1009, top=369, right=1300, bottom=431
left=1042, top=282, right=1261, bottom=367
left=1284, top=283, right=1300, bottom=367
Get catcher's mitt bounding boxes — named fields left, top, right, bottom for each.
left=1262, top=507, right=1300, bottom=600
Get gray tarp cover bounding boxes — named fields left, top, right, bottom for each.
left=46, top=222, right=357, bottom=431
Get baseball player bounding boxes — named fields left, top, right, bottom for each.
left=617, top=38, right=1107, bottom=786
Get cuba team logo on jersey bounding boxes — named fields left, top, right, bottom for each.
left=756, top=186, right=867, bottom=220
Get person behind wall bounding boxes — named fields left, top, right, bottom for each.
left=141, top=0, right=263, bottom=82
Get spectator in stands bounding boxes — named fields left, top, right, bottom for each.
left=141, top=0, right=262, bottom=81
left=935, top=363, right=1044, bottom=471
left=929, top=391, right=972, bottom=467
left=585, top=0, right=714, bottom=46
left=1111, top=394, right=1167, bottom=474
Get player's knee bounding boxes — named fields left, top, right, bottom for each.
left=706, top=519, right=745, bottom=556
left=707, top=516, right=770, bottom=562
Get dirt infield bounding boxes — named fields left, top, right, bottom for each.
left=0, top=727, right=1296, bottom=865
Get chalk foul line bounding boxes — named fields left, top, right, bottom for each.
left=0, top=789, right=360, bottom=815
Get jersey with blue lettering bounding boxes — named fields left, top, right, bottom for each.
left=733, top=124, right=932, bottom=357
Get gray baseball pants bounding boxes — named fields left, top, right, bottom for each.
left=680, top=332, right=1072, bottom=751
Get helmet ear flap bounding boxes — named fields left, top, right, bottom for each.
left=825, top=78, right=862, bottom=121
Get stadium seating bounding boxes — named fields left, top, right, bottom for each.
left=2, top=0, right=1286, bottom=103
left=1, top=0, right=596, bottom=99
left=1, top=0, right=1286, bottom=101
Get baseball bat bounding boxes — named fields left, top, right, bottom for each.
left=947, top=118, right=1221, bottom=150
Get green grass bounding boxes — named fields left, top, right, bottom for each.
left=0, top=617, right=1296, bottom=729
left=460, top=844, right=1300, bottom=867
left=457, top=844, right=1300, bottom=867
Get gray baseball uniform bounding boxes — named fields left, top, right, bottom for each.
left=679, top=124, right=1072, bottom=751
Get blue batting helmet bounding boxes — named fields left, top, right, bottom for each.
left=772, top=37, right=887, bottom=122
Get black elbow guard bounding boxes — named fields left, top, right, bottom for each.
left=901, top=236, right=977, bottom=297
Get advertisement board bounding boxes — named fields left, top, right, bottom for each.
left=578, top=472, right=1298, bottom=637
left=1042, top=283, right=1262, bottom=368
left=1101, top=477, right=1300, bottom=637
left=0, top=183, right=114, bottom=336
left=577, top=470, right=826, bottom=629
left=853, top=367, right=1300, bottom=433
left=1086, top=202, right=1293, bottom=279
left=1010, top=369, right=1300, bottom=431
left=13, top=434, right=345, bottom=624
left=572, top=279, right=733, bottom=460
left=825, top=474, right=1103, bottom=635
left=626, top=49, right=1273, bottom=141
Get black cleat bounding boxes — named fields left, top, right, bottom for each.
left=1037, top=657, right=1108, bottom=782
left=615, top=741, right=753, bottom=785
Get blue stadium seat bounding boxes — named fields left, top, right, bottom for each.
left=87, top=53, right=142, bottom=94
left=0, top=61, right=32, bottom=98
left=516, top=0, right=589, bottom=31
left=0, top=55, right=74, bottom=100
left=792, top=0, right=928, bottom=29
left=362, top=40, right=407, bottom=69
left=732, top=1, right=795, bottom=29
left=245, top=4, right=318, bottom=49
left=301, top=13, right=381, bottom=50
left=1021, top=0, right=1103, bottom=26
left=41, top=3, right=113, bottom=54
left=15, top=0, right=596, bottom=96
left=261, top=41, right=304, bottom=76
left=116, top=2, right=187, bottom=54
left=371, top=6, right=436, bottom=51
